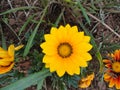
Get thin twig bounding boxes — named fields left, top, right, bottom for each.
left=87, top=12, right=120, bottom=38
left=25, top=0, right=38, bottom=17
left=25, top=0, right=30, bottom=6
left=24, top=0, right=30, bottom=16
left=7, top=0, right=17, bottom=19
left=2, top=19, right=21, bottom=43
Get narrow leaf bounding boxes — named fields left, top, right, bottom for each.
left=19, top=15, right=35, bottom=36
left=0, top=6, right=36, bottom=15
left=77, top=1, right=90, bottom=24
left=0, top=24, right=7, bottom=49
left=1, top=69, right=50, bottom=90
left=37, top=79, right=44, bottom=90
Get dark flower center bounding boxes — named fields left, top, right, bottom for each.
left=57, top=42, right=73, bottom=58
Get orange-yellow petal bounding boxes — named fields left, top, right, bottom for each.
left=79, top=82, right=88, bottom=88
left=103, top=59, right=111, bottom=63
left=104, top=73, right=111, bottom=79
left=115, top=76, right=120, bottom=89
left=109, top=78, right=115, bottom=87
left=79, top=73, right=94, bottom=88
left=0, top=63, right=14, bottom=74
left=86, top=80, right=91, bottom=87
left=105, top=64, right=111, bottom=68
left=114, top=50, right=120, bottom=61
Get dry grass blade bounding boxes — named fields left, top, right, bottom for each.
left=7, top=0, right=17, bottom=19
left=25, top=0, right=38, bottom=17
left=87, top=12, right=120, bottom=38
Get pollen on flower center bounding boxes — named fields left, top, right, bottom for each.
left=57, top=43, right=73, bottom=58
left=112, top=62, right=120, bottom=73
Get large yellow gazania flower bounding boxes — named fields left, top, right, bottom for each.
left=40, top=24, right=92, bottom=77
left=0, top=44, right=24, bottom=74
left=79, top=73, right=94, bottom=88
left=103, top=49, right=120, bottom=89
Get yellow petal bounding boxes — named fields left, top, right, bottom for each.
left=43, top=55, right=56, bottom=64
left=80, top=53, right=92, bottom=61
left=87, top=74, right=94, bottom=80
left=0, top=60, right=11, bottom=66
left=58, top=25, right=66, bottom=32
left=56, top=67, right=65, bottom=77
left=79, top=43, right=92, bottom=52
left=40, top=42, right=57, bottom=55
left=0, top=63, right=14, bottom=74
left=81, top=77, right=89, bottom=82
left=86, top=80, right=91, bottom=87
left=45, top=63, right=50, bottom=68
left=70, top=26, right=78, bottom=33
left=83, top=36, right=90, bottom=42
left=0, top=50, right=9, bottom=58
left=15, top=45, right=24, bottom=51
left=65, top=24, right=71, bottom=29
left=49, top=64, right=56, bottom=72
left=89, top=73, right=94, bottom=80
left=104, top=73, right=111, bottom=82
left=50, top=27, right=57, bottom=34
left=79, top=60, right=88, bottom=67
left=8, top=44, right=15, bottom=57
left=0, top=47, right=6, bottom=51
left=65, top=61, right=80, bottom=75
left=44, top=34, right=59, bottom=43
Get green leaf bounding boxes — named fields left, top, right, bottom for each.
left=77, top=1, right=90, bottom=24
left=0, top=6, right=36, bottom=15
left=1, top=69, right=50, bottom=90
left=37, top=79, right=44, bottom=90
left=53, top=8, right=65, bottom=27
left=0, top=24, right=7, bottom=50
left=19, top=15, right=35, bottom=36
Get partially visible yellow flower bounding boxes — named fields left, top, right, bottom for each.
left=103, top=49, right=120, bottom=89
left=40, top=24, right=92, bottom=77
left=79, top=73, right=94, bottom=88
left=0, top=44, right=23, bottom=74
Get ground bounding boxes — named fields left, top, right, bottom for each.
left=0, top=0, right=120, bottom=90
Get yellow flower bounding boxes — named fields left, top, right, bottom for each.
left=103, top=49, right=120, bottom=89
left=79, top=73, right=94, bottom=88
left=40, top=24, right=92, bottom=77
left=0, top=44, right=24, bottom=74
